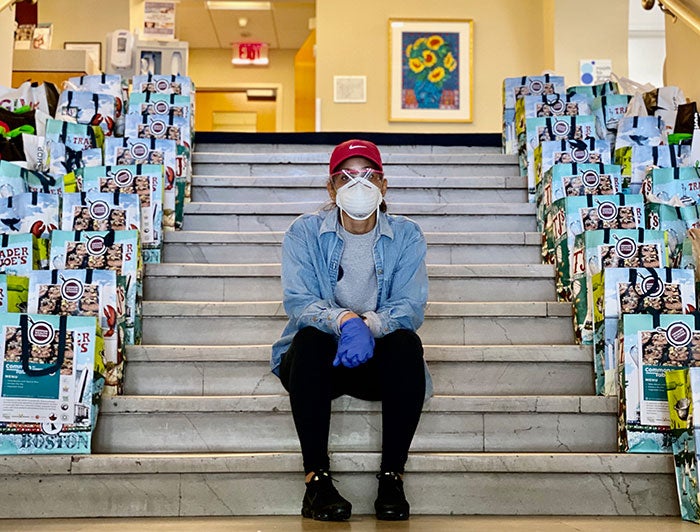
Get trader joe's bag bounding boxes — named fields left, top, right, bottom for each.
left=619, top=313, right=697, bottom=453
left=0, top=313, right=104, bottom=454
left=81, top=165, right=164, bottom=262
left=49, top=230, right=141, bottom=345
left=27, top=269, right=124, bottom=396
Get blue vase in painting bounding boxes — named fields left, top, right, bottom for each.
left=414, top=79, right=442, bottom=109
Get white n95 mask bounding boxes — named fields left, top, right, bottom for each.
left=335, top=174, right=383, bottom=221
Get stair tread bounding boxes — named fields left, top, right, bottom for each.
left=101, top=394, right=614, bottom=414
left=6, top=452, right=671, bottom=476
left=126, top=344, right=590, bottom=363
left=141, top=300, right=572, bottom=317
left=145, top=263, right=555, bottom=278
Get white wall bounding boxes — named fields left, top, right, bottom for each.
left=628, top=0, right=665, bottom=87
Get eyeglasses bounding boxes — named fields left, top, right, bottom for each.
left=330, top=167, right=384, bottom=187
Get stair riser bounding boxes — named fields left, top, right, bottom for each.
left=0, top=471, right=675, bottom=518
left=140, top=316, right=576, bottom=345
left=143, top=277, right=556, bottom=302
left=93, top=411, right=616, bottom=453
left=123, top=361, right=594, bottom=396
left=161, top=243, right=543, bottom=265
left=192, top=187, right=527, bottom=204
left=196, top=143, right=504, bottom=154
left=181, top=214, right=537, bottom=232
left=193, top=163, right=519, bottom=177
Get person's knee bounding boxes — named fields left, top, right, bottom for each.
left=380, top=329, right=424, bottom=365
left=286, top=327, right=337, bottom=371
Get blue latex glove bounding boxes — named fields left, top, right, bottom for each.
left=334, top=317, right=375, bottom=368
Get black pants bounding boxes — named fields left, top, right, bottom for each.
left=279, top=326, right=426, bottom=475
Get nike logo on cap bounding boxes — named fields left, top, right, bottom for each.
left=348, top=144, right=366, bottom=149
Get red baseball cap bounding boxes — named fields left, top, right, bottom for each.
left=329, top=139, right=383, bottom=173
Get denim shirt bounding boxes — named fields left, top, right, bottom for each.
left=271, top=207, right=432, bottom=397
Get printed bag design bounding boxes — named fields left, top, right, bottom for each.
left=619, top=313, right=699, bottom=454
left=55, top=91, right=117, bottom=137
left=49, top=230, right=142, bottom=345
left=0, top=313, right=104, bottom=454
left=27, top=269, right=124, bottom=396
left=81, top=164, right=164, bottom=262
left=592, top=268, right=695, bottom=396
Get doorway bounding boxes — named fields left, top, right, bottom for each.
left=195, top=88, right=279, bottom=133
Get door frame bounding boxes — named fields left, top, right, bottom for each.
left=197, top=83, right=284, bottom=132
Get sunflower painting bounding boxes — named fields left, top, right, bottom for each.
left=389, top=19, right=472, bottom=122
left=402, top=32, right=459, bottom=110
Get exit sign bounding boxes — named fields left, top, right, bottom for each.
left=232, top=42, right=269, bottom=66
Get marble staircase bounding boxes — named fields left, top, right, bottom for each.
left=0, top=144, right=678, bottom=518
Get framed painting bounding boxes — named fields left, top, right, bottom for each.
left=388, top=18, right=473, bottom=123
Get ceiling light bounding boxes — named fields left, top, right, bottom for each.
left=206, top=1, right=271, bottom=10
left=238, top=17, right=248, bottom=27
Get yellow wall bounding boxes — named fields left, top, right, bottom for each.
left=0, top=5, right=15, bottom=87
left=316, top=0, right=629, bottom=133
left=189, top=48, right=297, bottom=132
left=665, top=17, right=700, bottom=104
left=38, top=0, right=131, bottom=70
left=294, top=30, right=316, bottom=132
left=551, top=0, right=628, bottom=86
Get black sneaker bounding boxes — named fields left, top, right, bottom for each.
left=374, top=471, right=410, bottom=521
left=301, top=470, right=352, bottom=521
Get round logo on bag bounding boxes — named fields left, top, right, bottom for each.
left=150, top=119, right=167, bottom=137
left=582, top=170, right=600, bottom=188
left=41, top=421, right=63, bottom=435
left=551, top=100, right=565, bottom=114
left=640, top=276, right=664, bottom=298
left=597, top=202, right=618, bottom=221
left=155, top=79, right=170, bottom=92
left=553, top=120, right=570, bottom=136
left=29, top=321, right=54, bottom=346
left=154, top=101, right=170, bottom=114
left=130, top=142, right=149, bottom=159
left=86, top=236, right=107, bottom=256
left=60, top=279, right=84, bottom=301
left=529, top=80, right=544, bottom=94
left=615, top=237, right=637, bottom=259
left=114, top=168, right=134, bottom=187
left=666, top=321, right=692, bottom=347
left=570, top=147, right=589, bottom=163
left=89, top=200, right=110, bottom=221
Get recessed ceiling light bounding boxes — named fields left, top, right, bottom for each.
left=206, top=1, right=271, bottom=10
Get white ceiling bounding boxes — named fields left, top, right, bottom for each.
left=174, top=0, right=315, bottom=49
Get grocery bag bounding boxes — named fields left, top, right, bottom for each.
left=81, top=164, right=164, bottom=262
left=593, top=268, right=695, bottom=396
left=619, top=313, right=697, bottom=453
left=0, top=313, right=104, bottom=454
left=49, top=230, right=142, bottom=345
left=27, top=269, right=124, bottom=396
left=55, top=91, right=117, bottom=137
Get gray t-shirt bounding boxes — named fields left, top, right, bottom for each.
left=335, top=225, right=378, bottom=315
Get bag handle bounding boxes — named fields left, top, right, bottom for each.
left=20, top=314, right=67, bottom=377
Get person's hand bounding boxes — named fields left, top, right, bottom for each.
left=334, top=317, right=375, bottom=368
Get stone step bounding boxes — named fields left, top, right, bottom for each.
left=162, top=231, right=543, bottom=264
left=190, top=175, right=527, bottom=204
left=181, top=202, right=537, bottom=232
left=94, top=395, right=616, bottom=454
left=123, top=344, right=593, bottom=396
left=0, top=452, right=676, bottom=517
left=192, top=153, right=518, bottom=178
left=140, top=301, right=575, bottom=345
left=196, top=143, right=503, bottom=154
left=143, top=263, right=556, bottom=302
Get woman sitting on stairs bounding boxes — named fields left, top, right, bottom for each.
left=271, top=139, right=431, bottom=522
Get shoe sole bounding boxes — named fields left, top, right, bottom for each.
left=302, top=508, right=352, bottom=521
left=376, top=511, right=409, bottom=521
